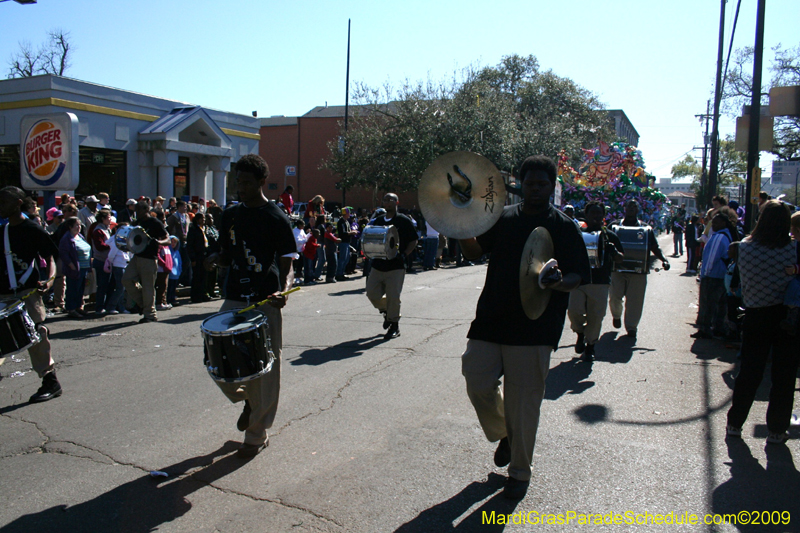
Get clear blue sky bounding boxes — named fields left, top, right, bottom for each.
left=2, top=0, right=798, bottom=179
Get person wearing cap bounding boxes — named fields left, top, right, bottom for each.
left=96, top=192, right=116, bottom=218
left=122, top=201, right=170, bottom=323
left=118, top=199, right=137, bottom=224
left=45, top=208, right=63, bottom=235
left=78, top=195, right=98, bottom=236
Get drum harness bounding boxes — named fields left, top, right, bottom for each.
left=3, top=223, right=43, bottom=300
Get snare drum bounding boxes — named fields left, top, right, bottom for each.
left=126, top=227, right=151, bottom=255
left=362, top=225, right=399, bottom=260
left=582, top=231, right=603, bottom=269
left=115, top=225, right=134, bottom=252
left=201, top=309, right=274, bottom=383
left=0, top=298, right=40, bottom=357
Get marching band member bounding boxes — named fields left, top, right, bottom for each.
left=0, top=186, right=62, bottom=403
left=568, top=201, right=624, bottom=362
left=608, top=200, right=669, bottom=340
left=365, top=193, right=417, bottom=340
left=204, top=154, right=296, bottom=459
left=458, top=156, right=591, bottom=499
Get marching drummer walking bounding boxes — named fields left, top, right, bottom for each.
left=608, top=200, right=670, bottom=340
left=365, top=193, right=417, bottom=340
left=568, top=201, right=624, bottom=362
left=204, top=154, right=297, bottom=459
left=0, top=186, right=62, bottom=403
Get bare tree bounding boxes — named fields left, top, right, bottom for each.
left=7, top=29, right=72, bottom=78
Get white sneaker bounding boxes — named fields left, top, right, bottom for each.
left=156, top=304, right=172, bottom=311
left=108, top=310, right=120, bottom=315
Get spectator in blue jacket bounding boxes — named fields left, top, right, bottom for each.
left=167, top=235, right=182, bottom=306
left=692, top=211, right=737, bottom=339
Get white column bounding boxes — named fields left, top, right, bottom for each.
left=158, top=165, right=174, bottom=199
left=213, top=170, right=227, bottom=204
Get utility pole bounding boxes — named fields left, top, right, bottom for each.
left=708, top=0, right=726, bottom=210
left=342, top=18, right=351, bottom=207
left=743, top=0, right=766, bottom=232
left=695, top=99, right=712, bottom=206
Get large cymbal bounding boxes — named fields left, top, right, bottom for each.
left=419, top=151, right=506, bottom=239
left=519, top=227, right=554, bottom=320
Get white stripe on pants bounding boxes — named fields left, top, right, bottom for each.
left=213, top=299, right=282, bottom=446
left=462, top=340, right=551, bottom=481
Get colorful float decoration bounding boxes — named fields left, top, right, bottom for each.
left=557, top=141, right=668, bottom=230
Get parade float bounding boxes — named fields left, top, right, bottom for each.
left=557, top=141, right=669, bottom=230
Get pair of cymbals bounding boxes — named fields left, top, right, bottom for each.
left=419, top=152, right=506, bottom=239
left=520, top=227, right=559, bottom=320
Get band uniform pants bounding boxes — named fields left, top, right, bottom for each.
left=568, top=283, right=610, bottom=345
left=609, top=272, right=647, bottom=332
left=462, top=340, right=551, bottom=482
left=214, top=299, right=282, bottom=446
left=366, top=268, right=405, bottom=322
left=122, top=255, right=158, bottom=320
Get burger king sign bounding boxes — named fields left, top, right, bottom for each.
left=20, top=113, right=79, bottom=190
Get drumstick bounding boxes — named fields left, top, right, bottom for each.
left=236, top=286, right=301, bottom=314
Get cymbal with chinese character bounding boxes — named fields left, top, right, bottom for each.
left=519, top=227, right=555, bottom=320
left=418, top=151, right=506, bottom=239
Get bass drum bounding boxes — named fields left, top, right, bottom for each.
left=362, top=225, right=399, bottom=260
left=201, top=309, right=274, bottom=383
left=582, top=231, right=603, bottom=269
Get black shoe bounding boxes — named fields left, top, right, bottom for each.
left=236, top=440, right=268, bottom=459
left=574, top=333, right=585, bottom=354
left=326, top=278, right=336, bottom=283
left=237, top=400, right=251, bottom=431
left=626, top=329, right=637, bottom=340
left=503, top=476, right=530, bottom=500
left=494, top=437, right=510, bottom=467
left=139, top=316, right=158, bottom=323
left=581, top=344, right=595, bottom=362
left=690, top=330, right=712, bottom=339
left=384, top=322, right=400, bottom=340
left=335, top=275, right=348, bottom=281
left=29, top=372, right=62, bottom=403
left=381, top=311, right=390, bottom=330
left=612, top=318, right=621, bottom=329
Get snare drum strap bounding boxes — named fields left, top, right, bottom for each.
left=4, top=223, right=35, bottom=291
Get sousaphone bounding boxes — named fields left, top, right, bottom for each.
left=519, top=227, right=561, bottom=320
left=419, top=152, right=506, bottom=239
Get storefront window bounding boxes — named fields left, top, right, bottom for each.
left=0, top=145, right=21, bottom=190
left=174, top=157, right=190, bottom=200
left=76, top=147, right=127, bottom=204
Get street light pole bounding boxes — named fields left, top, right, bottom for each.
left=743, top=0, right=766, bottom=232
left=707, top=0, right=726, bottom=210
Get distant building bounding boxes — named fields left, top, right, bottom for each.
left=605, top=109, right=640, bottom=147
left=656, top=177, right=694, bottom=195
left=665, top=190, right=697, bottom=214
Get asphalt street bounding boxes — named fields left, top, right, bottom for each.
left=1, top=234, right=798, bottom=532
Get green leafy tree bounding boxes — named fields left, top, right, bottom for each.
left=683, top=136, right=747, bottom=202
left=722, top=42, right=800, bottom=160
left=324, top=54, right=614, bottom=194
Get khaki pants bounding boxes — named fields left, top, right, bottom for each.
left=366, top=268, right=405, bottom=322
left=609, top=272, right=647, bottom=332
left=1, top=292, right=55, bottom=378
left=568, top=284, right=610, bottom=345
left=213, top=299, right=282, bottom=446
left=122, top=255, right=158, bottom=320
left=462, top=340, right=551, bottom=481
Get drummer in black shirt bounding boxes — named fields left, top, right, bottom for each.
left=365, top=193, right=418, bottom=340
left=567, top=201, right=624, bottom=362
left=0, top=186, right=62, bottom=403
left=458, top=155, right=591, bottom=500
left=204, top=154, right=296, bottom=459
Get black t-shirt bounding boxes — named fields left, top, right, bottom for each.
left=369, top=213, right=417, bottom=272
left=135, top=217, right=169, bottom=260
left=219, top=202, right=296, bottom=302
left=467, top=204, right=592, bottom=347
left=587, top=228, right=624, bottom=285
left=337, top=218, right=352, bottom=243
left=0, top=219, right=59, bottom=294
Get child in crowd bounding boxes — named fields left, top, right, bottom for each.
left=303, top=229, right=320, bottom=285
left=323, top=223, right=340, bottom=283
left=167, top=236, right=182, bottom=306
left=781, top=211, right=800, bottom=335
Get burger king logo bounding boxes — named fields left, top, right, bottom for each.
left=23, top=120, right=66, bottom=186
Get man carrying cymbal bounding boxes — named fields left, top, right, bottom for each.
left=459, top=155, right=591, bottom=500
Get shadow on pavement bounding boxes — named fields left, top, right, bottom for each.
left=290, top=336, right=386, bottom=366
left=545, top=359, right=594, bottom=400
left=394, top=473, right=520, bottom=532
left=0, top=441, right=244, bottom=533
left=573, top=404, right=609, bottom=424
left=712, top=438, right=800, bottom=532
left=328, top=287, right=366, bottom=296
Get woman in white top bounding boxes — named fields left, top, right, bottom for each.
left=105, top=223, right=133, bottom=314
